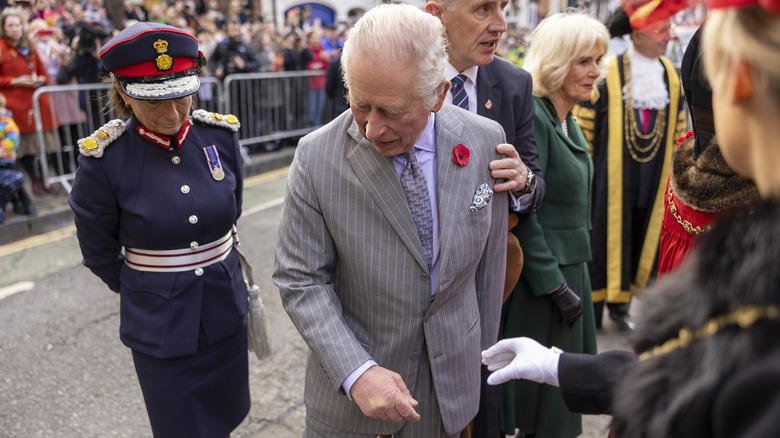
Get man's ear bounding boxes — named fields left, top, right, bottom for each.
left=431, top=80, right=450, bottom=113
left=731, top=57, right=754, bottom=104
left=425, top=1, right=444, bottom=19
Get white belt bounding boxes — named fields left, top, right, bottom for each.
left=125, top=229, right=235, bottom=272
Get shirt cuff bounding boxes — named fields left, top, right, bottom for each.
left=509, top=189, right=534, bottom=213
left=342, top=360, right=378, bottom=400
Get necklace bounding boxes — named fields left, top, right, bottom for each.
left=623, top=54, right=667, bottom=163
left=561, top=118, right=569, bottom=137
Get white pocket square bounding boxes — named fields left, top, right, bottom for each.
left=469, top=183, right=493, bottom=212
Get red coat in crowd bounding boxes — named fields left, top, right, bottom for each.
left=0, top=37, right=58, bottom=133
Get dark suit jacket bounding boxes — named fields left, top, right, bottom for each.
left=476, top=56, right=545, bottom=211
left=471, top=56, right=545, bottom=438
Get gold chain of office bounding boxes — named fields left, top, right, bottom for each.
left=623, top=54, right=667, bottom=163
left=638, top=304, right=779, bottom=360
left=668, top=185, right=713, bottom=235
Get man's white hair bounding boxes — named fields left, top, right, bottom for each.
left=342, top=3, right=449, bottom=108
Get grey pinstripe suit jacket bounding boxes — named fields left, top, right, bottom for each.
left=273, top=104, right=508, bottom=435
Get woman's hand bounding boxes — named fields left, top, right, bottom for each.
left=11, top=75, right=43, bottom=88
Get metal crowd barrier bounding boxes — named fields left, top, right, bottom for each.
left=222, top=70, right=334, bottom=152
left=33, top=70, right=340, bottom=193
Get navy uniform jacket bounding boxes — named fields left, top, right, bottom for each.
left=68, top=115, right=246, bottom=359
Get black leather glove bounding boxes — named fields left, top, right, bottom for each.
left=549, top=282, right=582, bottom=328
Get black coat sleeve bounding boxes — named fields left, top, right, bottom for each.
left=558, top=350, right=637, bottom=415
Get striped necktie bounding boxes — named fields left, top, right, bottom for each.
left=450, top=74, right=469, bottom=110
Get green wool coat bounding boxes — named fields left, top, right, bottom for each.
left=499, top=96, right=599, bottom=438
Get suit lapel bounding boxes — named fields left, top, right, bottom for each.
left=434, top=106, right=469, bottom=284
left=476, top=63, right=502, bottom=121
left=345, top=121, right=430, bottom=271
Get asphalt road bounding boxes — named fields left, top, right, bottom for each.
left=0, top=168, right=630, bottom=437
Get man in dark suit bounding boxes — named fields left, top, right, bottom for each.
left=426, top=0, right=544, bottom=211
left=426, top=1, right=545, bottom=436
left=274, top=4, right=509, bottom=436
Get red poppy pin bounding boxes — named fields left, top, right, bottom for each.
left=453, top=143, right=470, bottom=167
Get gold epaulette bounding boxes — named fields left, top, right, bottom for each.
left=192, top=109, right=241, bottom=132
left=78, top=119, right=126, bottom=158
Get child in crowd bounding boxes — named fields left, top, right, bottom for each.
left=0, top=92, right=33, bottom=224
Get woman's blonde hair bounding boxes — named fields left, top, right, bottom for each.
left=523, top=11, right=610, bottom=98
left=703, top=6, right=780, bottom=110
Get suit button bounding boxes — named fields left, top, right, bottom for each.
left=194, top=268, right=204, bottom=276
left=189, top=215, right=198, bottom=224
left=172, top=156, right=181, bottom=165
left=419, top=274, right=429, bottom=281
left=410, top=352, right=419, bottom=361
left=190, top=241, right=199, bottom=250
left=181, top=185, right=190, bottom=194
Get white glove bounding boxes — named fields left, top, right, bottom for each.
left=481, top=337, right=562, bottom=386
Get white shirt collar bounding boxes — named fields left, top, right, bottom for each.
left=446, top=63, right=479, bottom=84
left=415, top=112, right=436, bottom=153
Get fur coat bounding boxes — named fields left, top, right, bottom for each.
left=611, top=200, right=780, bottom=438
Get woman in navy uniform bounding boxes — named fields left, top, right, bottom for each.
left=68, top=22, right=249, bottom=437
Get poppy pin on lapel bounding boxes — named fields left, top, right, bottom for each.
left=485, top=99, right=493, bottom=110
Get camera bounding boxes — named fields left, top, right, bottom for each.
left=74, top=20, right=112, bottom=52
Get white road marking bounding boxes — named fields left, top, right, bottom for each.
left=0, top=281, right=34, bottom=300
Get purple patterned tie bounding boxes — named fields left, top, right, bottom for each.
left=400, top=149, right=433, bottom=269
left=450, top=74, right=470, bottom=110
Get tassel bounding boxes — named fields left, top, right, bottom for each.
left=247, top=283, right=272, bottom=360
left=235, top=232, right=272, bottom=361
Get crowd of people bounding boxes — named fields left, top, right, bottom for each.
left=0, top=0, right=354, bottom=222
left=5, top=0, right=779, bottom=437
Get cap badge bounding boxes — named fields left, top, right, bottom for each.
left=153, top=38, right=173, bottom=71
